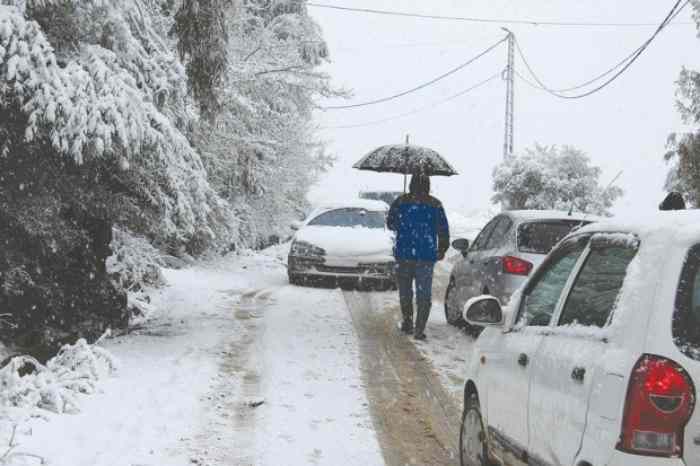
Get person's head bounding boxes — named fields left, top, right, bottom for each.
left=409, top=174, right=430, bottom=196
left=659, top=191, right=686, bottom=211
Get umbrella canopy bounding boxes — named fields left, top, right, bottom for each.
left=353, top=144, right=458, bottom=176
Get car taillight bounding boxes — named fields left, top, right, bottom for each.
left=502, top=256, right=533, bottom=276
left=618, top=355, right=696, bottom=457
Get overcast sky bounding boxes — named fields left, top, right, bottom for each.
left=307, top=0, right=700, bottom=216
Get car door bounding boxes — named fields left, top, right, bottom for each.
left=528, top=234, right=639, bottom=466
left=479, top=236, right=588, bottom=465
left=479, top=215, right=514, bottom=294
left=458, top=217, right=499, bottom=298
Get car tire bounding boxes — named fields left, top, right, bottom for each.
left=460, top=393, right=489, bottom=466
left=444, top=277, right=466, bottom=327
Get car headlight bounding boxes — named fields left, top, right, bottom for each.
left=290, top=241, right=326, bottom=257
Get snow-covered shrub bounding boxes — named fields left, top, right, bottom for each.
left=0, top=338, right=117, bottom=416
left=492, top=144, right=623, bottom=215
left=107, top=228, right=164, bottom=292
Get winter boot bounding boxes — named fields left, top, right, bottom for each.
left=414, top=299, right=431, bottom=340
left=399, top=298, right=414, bottom=334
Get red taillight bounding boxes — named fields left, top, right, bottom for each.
left=502, top=256, right=533, bottom=276
left=618, top=355, right=696, bottom=457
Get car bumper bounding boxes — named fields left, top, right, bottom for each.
left=288, top=256, right=396, bottom=280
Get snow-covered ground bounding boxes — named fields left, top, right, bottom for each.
left=0, top=248, right=382, bottom=466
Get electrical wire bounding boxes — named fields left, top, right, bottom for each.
left=320, top=71, right=501, bottom=129
left=515, top=0, right=689, bottom=99
left=321, top=36, right=507, bottom=110
left=308, top=2, right=694, bottom=28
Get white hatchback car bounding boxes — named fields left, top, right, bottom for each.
left=460, top=211, right=700, bottom=466
left=287, top=199, right=395, bottom=288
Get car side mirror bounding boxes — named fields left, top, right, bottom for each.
left=463, top=296, right=504, bottom=327
left=290, top=220, right=303, bottom=231
left=451, top=238, right=470, bottom=257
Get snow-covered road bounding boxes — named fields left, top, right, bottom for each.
left=3, top=249, right=475, bottom=466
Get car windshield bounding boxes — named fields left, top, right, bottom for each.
left=308, top=208, right=386, bottom=229
left=518, top=220, right=587, bottom=254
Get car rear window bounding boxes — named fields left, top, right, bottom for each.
left=308, top=208, right=386, bottom=229
left=673, top=244, right=700, bottom=361
left=518, top=220, right=587, bottom=254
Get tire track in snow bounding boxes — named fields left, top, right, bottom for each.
left=190, top=287, right=272, bottom=466
left=343, top=290, right=461, bottom=466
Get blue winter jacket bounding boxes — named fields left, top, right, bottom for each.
left=387, top=194, right=450, bottom=262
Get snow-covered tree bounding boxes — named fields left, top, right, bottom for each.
left=0, top=0, right=338, bottom=355
left=0, top=0, right=234, bottom=354
left=665, top=55, right=700, bottom=207
left=492, top=144, right=623, bottom=216
left=195, top=0, right=337, bottom=247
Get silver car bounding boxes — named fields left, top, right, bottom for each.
left=445, top=210, right=596, bottom=332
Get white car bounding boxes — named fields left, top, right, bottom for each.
left=287, top=199, right=396, bottom=289
left=459, top=210, right=700, bottom=466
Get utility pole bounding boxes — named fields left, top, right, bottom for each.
left=502, top=28, right=515, bottom=161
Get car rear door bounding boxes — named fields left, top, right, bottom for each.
left=479, top=215, right=513, bottom=294
left=528, top=234, right=639, bottom=466
left=460, top=217, right=499, bottom=298
left=479, top=235, right=587, bottom=464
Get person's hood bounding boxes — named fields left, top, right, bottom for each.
left=294, top=226, right=393, bottom=257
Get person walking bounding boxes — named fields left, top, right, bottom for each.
left=387, top=174, right=450, bottom=340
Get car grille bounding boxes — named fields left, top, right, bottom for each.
left=315, top=264, right=394, bottom=276
left=316, top=265, right=365, bottom=274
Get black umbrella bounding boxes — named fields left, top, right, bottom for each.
left=353, top=144, right=458, bottom=177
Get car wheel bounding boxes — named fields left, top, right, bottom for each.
left=460, top=394, right=488, bottom=466
left=444, top=277, right=466, bottom=327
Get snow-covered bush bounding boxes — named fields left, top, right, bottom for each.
left=492, top=144, right=623, bottom=215
left=0, top=338, right=117, bottom=416
left=107, top=228, right=164, bottom=292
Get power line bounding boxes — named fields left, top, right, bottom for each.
left=321, top=36, right=507, bottom=110
left=515, top=0, right=688, bottom=99
left=308, top=2, right=694, bottom=28
left=320, top=72, right=502, bottom=129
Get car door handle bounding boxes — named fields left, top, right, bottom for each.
left=518, top=353, right=529, bottom=367
left=571, top=367, right=586, bottom=382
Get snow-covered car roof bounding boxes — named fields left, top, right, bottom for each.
left=575, top=210, right=700, bottom=247
left=506, top=210, right=602, bottom=223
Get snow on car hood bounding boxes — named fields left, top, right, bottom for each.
left=295, top=226, right=393, bottom=257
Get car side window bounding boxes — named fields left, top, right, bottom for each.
left=472, top=218, right=499, bottom=251
left=485, top=216, right=513, bottom=250
left=558, top=242, right=638, bottom=328
left=673, top=244, right=700, bottom=361
left=517, top=238, right=588, bottom=326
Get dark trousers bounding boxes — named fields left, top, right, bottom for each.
left=396, top=260, right=435, bottom=334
